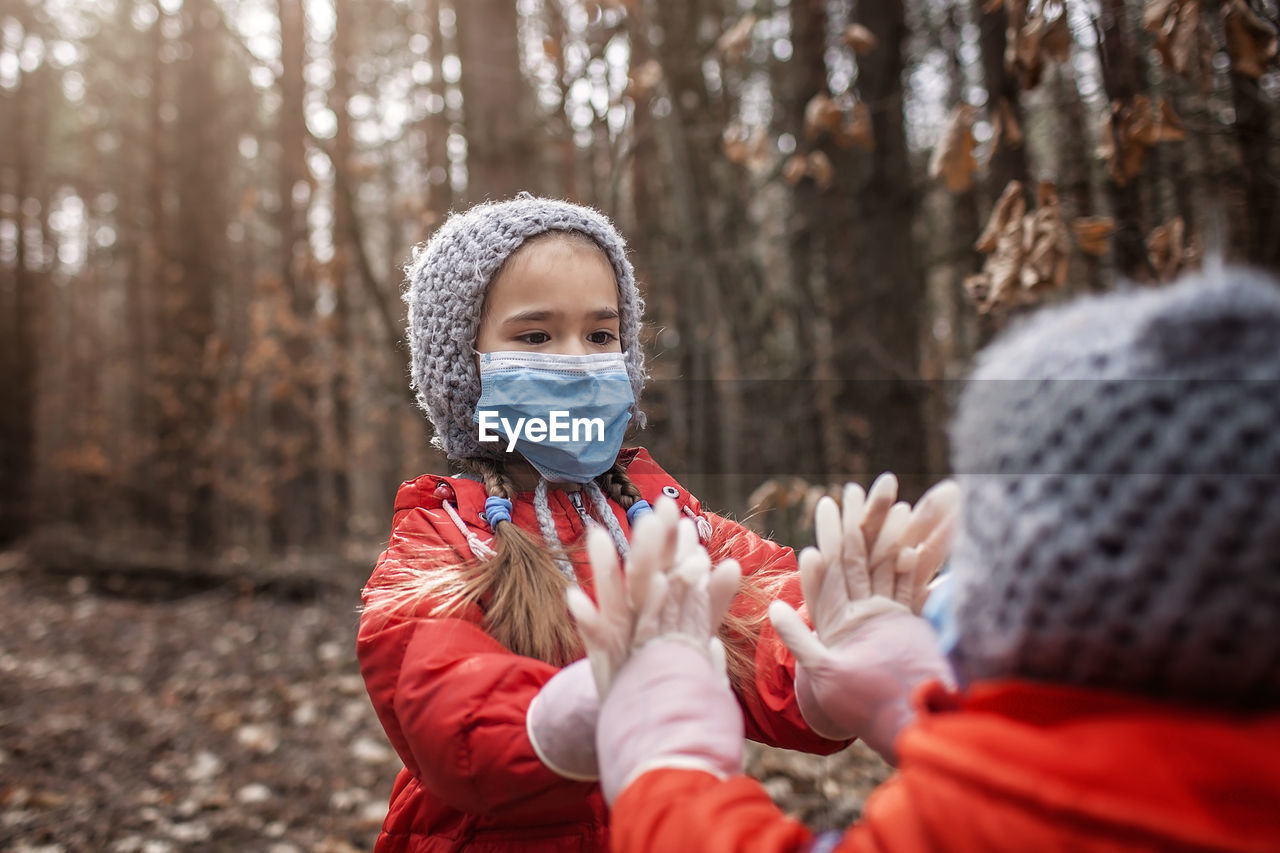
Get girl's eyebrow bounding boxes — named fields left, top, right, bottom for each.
left=502, top=307, right=620, bottom=324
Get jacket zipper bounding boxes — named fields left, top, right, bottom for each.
left=567, top=489, right=593, bottom=527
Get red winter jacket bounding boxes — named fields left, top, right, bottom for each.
left=610, top=679, right=1280, bottom=853
left=356, top=447, right=849, bottom=852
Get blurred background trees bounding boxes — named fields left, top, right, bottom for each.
left=2, top=0, right=1278, bottom=567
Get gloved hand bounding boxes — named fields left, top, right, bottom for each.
left=770, top=489, right=956, bottom=765
left=848, top=474, right=962, bottom=613
left=525, top=658, right=602, bottom=780
left=566, top=497, right=681, bottom=695
left=529, top=496, right=683, bottom=781
left=575, top=503, right=744, bottom=804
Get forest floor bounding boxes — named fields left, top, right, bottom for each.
left=0, top=541, right=890, bottom=852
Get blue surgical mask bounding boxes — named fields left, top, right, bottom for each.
left=474, top=351, right=634, bottom=483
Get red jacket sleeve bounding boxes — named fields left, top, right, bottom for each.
left=611, top=768, right=815, bottom=853
left=706, top=510, right=854, bottom=756
left=356, top=503, right=595, bottom=820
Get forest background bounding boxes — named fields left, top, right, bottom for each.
left=1, top=0, right=1278, bottom=848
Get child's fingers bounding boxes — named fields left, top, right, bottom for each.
left=586, top=528, right=625, bottom=618
left=632, top=572, right=669, bottom=648
left=707, top=636, right=729, bottom=683
left=898, top=480, right=961, bottom=549
left=893, top=546, right=919, bottom=608
left=768, top=601, right=827, bottom=669
left=867, top=501, right=911, bottom=569
left=798, top=547, right=827, bottom=624
left=815, top=496, right=843, bottom=566
left=675, top=517, right=701, bottom=564
left=911, top=505, right=960, bottom=612
left=706, top=558, right=742, bottom=632
left=626, top=510, right=671, bottom=611
left=841, top=482, right=867, bottom=569
left=653, top=495, right=682, bottom=527
left=860, top=472, right=899, bottom=549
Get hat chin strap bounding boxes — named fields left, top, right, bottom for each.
left=531, top=477, right=634, bottom=583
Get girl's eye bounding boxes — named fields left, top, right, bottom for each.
left=518, top=332, right=550, bottom=345
left=588, top=331, right=618, bottom=345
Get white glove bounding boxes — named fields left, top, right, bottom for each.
left=846, top=474, right=962, bottom=613
left=526, top=658, right=602, bottom=780
left=573, top=500, right=744, bottom=803
left=770, top=489, right=956, bottom=765
left=566, top=497, right=680, bottom=695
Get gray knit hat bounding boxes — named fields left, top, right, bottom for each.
left=404, top=195, right=647, bottom=460
left=947, top=266, right=1280, bottom=708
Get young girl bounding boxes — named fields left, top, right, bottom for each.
left=356, top=194, right=944, bottom=852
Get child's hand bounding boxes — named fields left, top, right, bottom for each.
left=581, top=502, right=745, bottom=804
left=769, top=490, right=956, bottom=764
left=833, top=473, right=961, bottom=614
left=569, top=498, right=739, bottom=695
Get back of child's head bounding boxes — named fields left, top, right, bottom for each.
left=403, top=194, right=648, bottom=460
left=946, top=265, right=1280, bottom=708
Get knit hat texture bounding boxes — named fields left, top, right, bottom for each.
left=947, top=266, right=1280, bottom=708
left=404, top=195, right=647, bottom=460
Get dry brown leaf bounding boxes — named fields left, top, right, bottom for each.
left=1041, top=13, right=1073, bottom=62
left=1147, top=216, right=1202, bottom=281
left=717, top=13, right=758, bottom=65
left=804, top=93, right=843, bottom=140
left=1155, top=99, right=1187, bottom=141
left=722, top=122, right=771, bottom=172
left=834, top=100, right=875, bottom=151
left=1143, top=0, right=1179, bottom=32
left=626, top=59, right=663, bottom=98
left=722, top=121, right=750, bottom=164
left=969, top=180, right=1075, bottom=314
left=782, top=154, right=808, bottom=186
left=929, top=104, right=979, bottom=193
left=975, top=180, right=1026, bottom=253
left=986, top=97, right=1024, bottom=168
left=1223, top=0, right=1278, bottom=78
left=1098, top=96, right=1183, bottom=185
left=1146, top=0, right=1211, bottom=79
left=841, top=23, right=878, bottom=54
left=1072, top=216, right=1116, bottom=256
left=1020, top=182, right=1070, bottom=292
left=807, top=150, right=835, bottom=190
left=964, top=273, right=993, bottom=312
left=982, top=0, right=1004, bottom=13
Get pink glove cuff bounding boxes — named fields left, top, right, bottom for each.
left=527, top=659, right=601, bottom=781
left=598, top=640, right=744, bottom=804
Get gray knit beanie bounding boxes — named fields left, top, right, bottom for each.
left=947, top=265, right=1280, bottom=708
left=404, top=195, right=647, bottom=460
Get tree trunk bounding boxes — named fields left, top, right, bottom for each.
left=828, top=0, right=930, bottom=495
left=1096, top=0, right=1152, bottom=278
left=0, top=5, right=38, bottom=544
left=455, top=0, right=534, bottom=202
left=163, top=0, right=226, bottom=553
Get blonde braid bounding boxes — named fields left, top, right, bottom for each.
left=596, top=459, right=644, bottom=510
left=456, top=457, right=582, bottom=666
